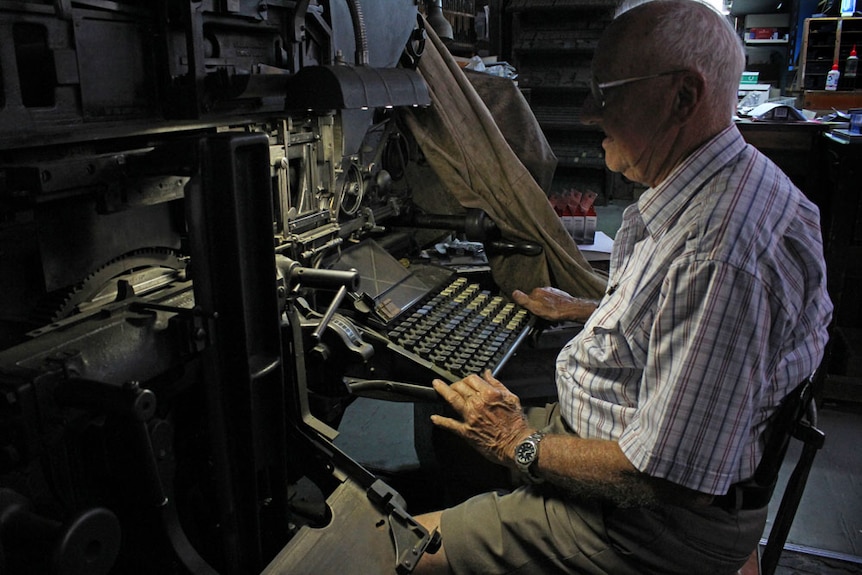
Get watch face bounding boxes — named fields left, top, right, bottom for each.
left=516, top=441, right=537, bottom=466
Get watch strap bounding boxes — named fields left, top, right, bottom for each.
left=518, top=430, right=546, bottom=480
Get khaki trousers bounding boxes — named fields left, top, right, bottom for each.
left=438, top=404, right=767, bottom=575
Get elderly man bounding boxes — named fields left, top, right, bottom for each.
left=413, top=1, right=833, bottom=574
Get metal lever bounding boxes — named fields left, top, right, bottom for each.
left=486, top=239, right=543, bottom=256
left=312, top=285, right=348, bottom=341
left=276, top=255, right=360, bottom=291
left=410, top=209, right=497, bottom=240
left=409, top=209, right=543, bottom=257
left=275, top=255, right=361, bottom=340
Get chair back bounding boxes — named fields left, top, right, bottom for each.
left=732, top=373, right=827, bottom=575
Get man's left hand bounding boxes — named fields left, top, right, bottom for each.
left=430, top=370, right=532, bottom=467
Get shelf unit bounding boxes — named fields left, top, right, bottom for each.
left=419, top=1, right=481, bottom=56
left=797, top=17, right=862, bottom=92
left=442, top=0, right=478, bottom=55
left=742, top=13, right=790, bottom=44
left=739, top=13, right=792, bottom=90
left=506, top=0, right=623, bottom=200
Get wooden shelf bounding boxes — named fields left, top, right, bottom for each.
left=802, top=90, right=862, bottom=111
left=798, top=17, right=862, bottom=91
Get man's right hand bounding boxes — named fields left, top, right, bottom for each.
left=512, top=287, right=598, bottom=323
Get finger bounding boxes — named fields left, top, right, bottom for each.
left=447, top=379, right=473, bottom=403
left=448, top=374, right=483, bottom=398
left=432, top=379, right=459, bottom=404
left=460, top=373, right=488, bottom=394
left=482, top=369, right=507, bottom=391
left=430, top=413, right=466, bottom=435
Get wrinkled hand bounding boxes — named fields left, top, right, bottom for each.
left=512, top=287, right=598, bottom=323
left=431, top=370, right=531, bottom=467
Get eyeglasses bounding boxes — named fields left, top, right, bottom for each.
left=590, top=70, right=686, bottom=109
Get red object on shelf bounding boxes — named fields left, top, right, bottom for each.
left=750, top=27, right=777, bottom=39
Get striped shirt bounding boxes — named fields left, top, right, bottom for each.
left=556, top=125, right=833, bottom=495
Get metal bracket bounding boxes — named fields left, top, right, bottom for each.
left=367, top=479, right=441, bottom=573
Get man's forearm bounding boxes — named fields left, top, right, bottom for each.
left=534, top=434, right=656, bottom=506
left=430, top=372, right=714, bottom=509
left=533, top=434, right=710, bottom=508
left=552, top=298, right=600, bottom=323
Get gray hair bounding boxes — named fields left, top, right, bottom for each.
left=614, top=0, right=745, bottom=119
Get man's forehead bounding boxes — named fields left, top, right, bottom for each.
left=592, top=34, right=646, bottom=74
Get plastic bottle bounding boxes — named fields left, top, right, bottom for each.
left=846, top=45, right=858, bottom=78
left=826, top=61, right=841, bottom=91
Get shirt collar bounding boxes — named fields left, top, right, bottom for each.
left=636, top=125, right=747, bottom=240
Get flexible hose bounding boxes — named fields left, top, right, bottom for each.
left=346, top=0, right=369, bottom=65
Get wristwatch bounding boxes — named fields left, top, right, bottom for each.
left=514, top=430, right=546, bottom=480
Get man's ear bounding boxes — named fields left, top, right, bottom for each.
left=674, top=71, right=705, bottom=122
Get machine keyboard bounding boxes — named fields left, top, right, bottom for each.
left=386, top=277, right=532, bottom=380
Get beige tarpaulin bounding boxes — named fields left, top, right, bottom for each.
left=403, top=26, right=607, bottom=299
